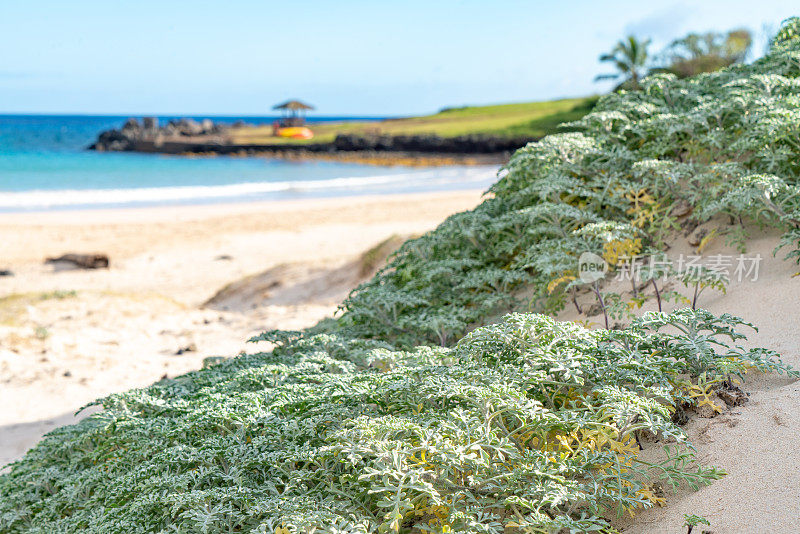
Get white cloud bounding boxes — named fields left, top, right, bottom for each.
left=624, top=3, right=694, bottom=44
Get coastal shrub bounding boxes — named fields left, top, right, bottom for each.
left=4, top=16, right=800, bottom=534
left=2, top=310, right=794, bottom=533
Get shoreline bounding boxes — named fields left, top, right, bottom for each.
left=222, top=149, right=508, bottom=167
left=0, top=164, right=499, bottom=213
left=0, top=188, right=489, bottom=225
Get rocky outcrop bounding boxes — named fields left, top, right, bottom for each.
left=91, top=127, right=135, bottom=152
left=89, top=118, right=535, bottom=156
left=332, top=133, right=534, bottom=154
left=89, top=118, right=229, bottom=151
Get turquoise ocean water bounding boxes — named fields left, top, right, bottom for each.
left=0, top=115, right=498, bottom=212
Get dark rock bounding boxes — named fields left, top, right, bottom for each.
left=46, top=253, right=109, bottom=269
left=0, top=269, right=13, bottom=276
left=177, top=119, right=203, bottom=136
left=121, top=118, right=142, bottom=137
left=175, top=343, right=197, bottom=355
left=143, top=116, right=158, bottom=132
left=688, top=226, right=708, bottom=247
left=332, top=133, right=534, bottom=154
left=92, top=127, right=134, bottom=151
left=716, top=384, right=748, bottom=407
left=89, top=116, right=232, bottom=150
left=671, top=200, right=693, bottom=218
left=108, top=140, right=128, bottom=151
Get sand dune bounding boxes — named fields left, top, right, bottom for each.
left=204, top=233, right=408, bottom=311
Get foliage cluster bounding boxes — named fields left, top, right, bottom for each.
left=2, top=311, right=794, bottom=533
left=3, top=17, right=800, bottom=534
left=655, top=28, right=753, bottom=78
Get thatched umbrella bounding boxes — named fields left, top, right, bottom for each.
left=272, top=100, right=315, bottom=111
left=272, top=100, right=314, bottom=126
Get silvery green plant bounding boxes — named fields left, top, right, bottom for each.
left=3, top=310, right=793, bottom=533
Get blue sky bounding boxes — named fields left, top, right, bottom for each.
left=0, top=0, right=797, bottom=115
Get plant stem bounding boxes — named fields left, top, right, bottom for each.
left=592, top=281, right=609, bottom=329
left=651, top=279, right=662, bottom=312
left=571, top=289, right=582, bottom=314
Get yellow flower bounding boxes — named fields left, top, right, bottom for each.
left=625, top=189, right=655, bottom=210
left=547, top=273, right=576, bottom=293
left=637, top=485, right=666, bottom=507
left=625, top=189, right=659, bottom=228
left=608, top=435, right=640, bottom=456
left=602, top=238, right=642, bottom=266
left=687, top=373, right=724, bottom=414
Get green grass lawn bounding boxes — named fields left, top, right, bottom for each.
left=230, top=96, right=598, bottom=145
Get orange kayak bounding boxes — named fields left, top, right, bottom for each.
left=276, top=127, right=314, bottom=139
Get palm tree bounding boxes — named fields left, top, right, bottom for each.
left=595, top=35, right=651, bottom=90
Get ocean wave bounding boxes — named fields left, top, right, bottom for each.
left=0, top=167, right=497, bottom=209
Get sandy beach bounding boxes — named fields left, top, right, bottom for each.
left=0, top=190, right=485, bottom=466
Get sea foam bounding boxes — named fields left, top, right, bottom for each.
left=0, top=166, right=497, bottom=210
